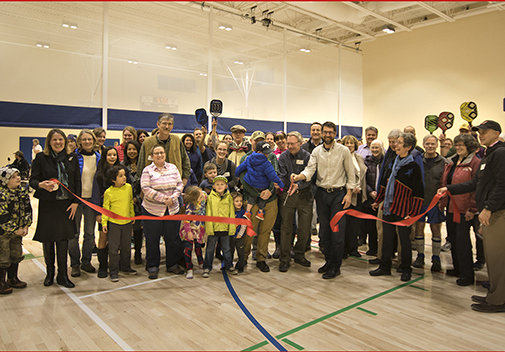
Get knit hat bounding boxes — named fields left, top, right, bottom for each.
left=67, top=134, right=77, bottom=142
left=0, top=167, right=19, bottom=187
left=213, top=175, right=228, bottom=184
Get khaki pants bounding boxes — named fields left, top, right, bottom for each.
left=244, top=199, right=278, bottom=262
left=482, top=209, right=505, bottom=305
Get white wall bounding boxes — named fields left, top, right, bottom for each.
left=362, top=10, right=505, bottom=145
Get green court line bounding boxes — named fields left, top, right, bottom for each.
left=409, top=284, right=429, bottom=291
left=24, top=253, right=42, bottom=259
left=282, top=338, right=305, bottom=351
left=242, top=341, right=269, bottom=351
left=244, top=276, right=424, bottom=350
left=356, top=306, right=378, bottom=316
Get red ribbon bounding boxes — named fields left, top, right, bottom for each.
left=330, top=191, right=460, bottom=232
left=50, top=179, right=256, bottom=237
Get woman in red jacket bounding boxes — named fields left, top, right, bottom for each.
left=439, top=134, right=481, bottom=286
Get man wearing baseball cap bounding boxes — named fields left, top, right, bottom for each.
left=228, top=125, right=251, bottom=166
left=439, top=120, right=505, bottom=313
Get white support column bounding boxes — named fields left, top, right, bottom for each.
left=207, top=5, right=213, bottom=133
left=283, top=28, right=287, bottom=133
left=101, top=3, right=109, bottom=129
left=338, top=44, right=342, bottom=138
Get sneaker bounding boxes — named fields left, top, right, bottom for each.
left=413, top=256, right=425, bottom=268
left=227, top=268, right=238, bottom=275
left=273, top=247, right=281, bottom=259
left=431, top=259, right=442, bottom=272
left=121, top=268, right=138, bottom=275
left=255, top=210, right=265, bottom=221
left=110, top=274, right=119, bottom=282
left=71, top=265, right=81, bottom=277
left=243, top=211, right=252, bottom=221
left=81, top=263, right=96, bottom=273
left=186, top=269, right=193, bottom=279
left=441, top=241, right=451, bottom=252
left=202, top=269, right=210, bottom=278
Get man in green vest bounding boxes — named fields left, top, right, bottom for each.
left=138, top=113, right=191, bottom=186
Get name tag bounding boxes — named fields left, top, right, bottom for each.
left=223, top=172, right=230, bottom=177
left=480, top=164, right=486, bottom=170
left=296, top=159, right=304, bottom=165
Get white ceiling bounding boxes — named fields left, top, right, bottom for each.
left=0, top=1, right=503, bottom=73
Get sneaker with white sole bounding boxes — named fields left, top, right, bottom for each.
left=186, top=269, right=193, bottom=279
left=202, top=269, right=210, bottom=278
left=110, top=274, right=119, bottom=282
left=227, top=267, right=238, bottom=275
left=441, top=241, right=451, bottom=252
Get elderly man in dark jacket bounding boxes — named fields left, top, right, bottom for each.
left=439, top=120, right=505, bottom=313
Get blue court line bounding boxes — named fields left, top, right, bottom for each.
left=222, top=270, right=287, bottom=352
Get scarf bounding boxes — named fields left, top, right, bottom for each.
left=383, top=154, right=413, bottom=216
left=229, top=139, right=249, bottom=152
left=51, top=150, right=70, bottom=200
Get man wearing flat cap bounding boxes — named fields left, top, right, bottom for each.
left=438, top=120, right=505, bottom=313
left=228, top=125, right=251, bottom=166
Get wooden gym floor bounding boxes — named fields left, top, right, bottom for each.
left=1, top=197, right=504, bottom=351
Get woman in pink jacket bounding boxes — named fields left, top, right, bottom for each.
left=439, top=134, right=481, bottom=286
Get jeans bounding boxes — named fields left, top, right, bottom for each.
left=69, top=198, right=96, bottom=267
left=142, top=206, right=182, bottom=271
left=315, top=187, right=347, bottom=271
left=204, top=235, right=232, bottom=271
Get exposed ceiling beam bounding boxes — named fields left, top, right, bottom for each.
left=416, top=2, right=456, bottom=22
left=283, top=2, right=375, bottom=40
left=341, top=1, right=412, bottom=32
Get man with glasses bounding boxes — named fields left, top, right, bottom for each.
left=138, top=113, right=191, bottom=185
left=291, top=121, right=356, bottom=279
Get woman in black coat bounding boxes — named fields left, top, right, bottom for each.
left=30, top=129, right=81, bottom=288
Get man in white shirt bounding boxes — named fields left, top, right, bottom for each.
left=291, top=121, right=356, bottom=279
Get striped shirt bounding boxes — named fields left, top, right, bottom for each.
left=141, top=162, right=183, bottom=216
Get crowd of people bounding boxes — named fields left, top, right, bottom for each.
left=1, top=114, right=504, bottom=314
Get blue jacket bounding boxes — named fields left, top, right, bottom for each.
left=235, top=152, right=284, bottom=190
left=75, top=150, right=101, bottom=175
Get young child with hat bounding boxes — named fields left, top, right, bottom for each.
left=0, top=167, right=32, bottom=294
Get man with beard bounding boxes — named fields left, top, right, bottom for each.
left=291, top=121, right=356, bottom=279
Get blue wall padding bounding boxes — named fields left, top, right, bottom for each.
left=1, top=101, right=362, bottom=139
left=0, top=101, right=101, bottom=129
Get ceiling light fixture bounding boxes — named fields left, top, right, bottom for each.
left=199, top=73, right=208, bottom=76
left=62, top=22, right=77, bottom=29
left=382, top=25, right=395, bottom=34
left=36, top=43, right=49, bottom=48
left=300, top=48, right=310, bottom=53
left=219, top=25, right=232, bottom=31
left=234, top=60, right=244, bottom=65
left=165, top=45, right=177, bottom=50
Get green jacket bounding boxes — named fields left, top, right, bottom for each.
left=205, top=189, right=236, bottom=236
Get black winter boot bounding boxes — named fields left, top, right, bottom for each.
left=7, top=263, right=27, bottom=289
left=97, top=247, right=108, bottom=278
left=133, top=230, right=143, bottom=265
left=43, top=242, right=55, bottom=286
left=56, top=240, right=75, bottom=288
